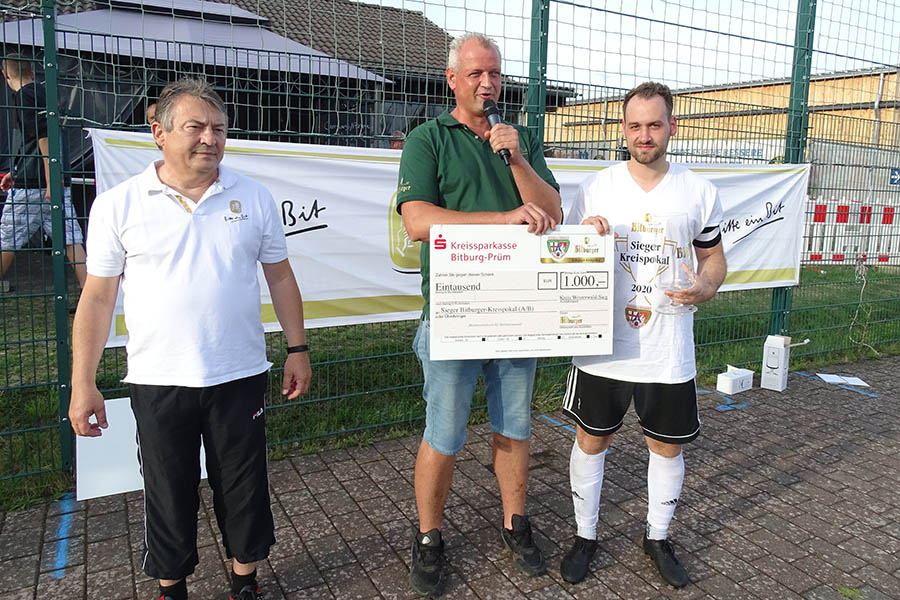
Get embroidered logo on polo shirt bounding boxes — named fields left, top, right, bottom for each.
left=224, top=200, right=249, bottom=223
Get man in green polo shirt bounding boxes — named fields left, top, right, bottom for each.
left=395, top=32, right=562, bottom=596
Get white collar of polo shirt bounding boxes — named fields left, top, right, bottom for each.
left=139, top=161, right=238, bottom=211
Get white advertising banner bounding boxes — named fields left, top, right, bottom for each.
left=89, top=129, right=808, bottom=347
left=689, top=164, right=810, bottom=292
left=91, top=129, right=423, bottom=347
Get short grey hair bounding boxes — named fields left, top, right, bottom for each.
left=447, top=33, right=501, bottom=72
left=155, top=77, right=227, bottom=131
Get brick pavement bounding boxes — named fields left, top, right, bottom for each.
left=1, top=357, right=898, bottom=599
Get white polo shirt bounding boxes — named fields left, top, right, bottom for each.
left=86, top=162, right=288, bottom=387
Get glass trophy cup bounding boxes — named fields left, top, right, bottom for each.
left=656, top=213, right=697, bottom=315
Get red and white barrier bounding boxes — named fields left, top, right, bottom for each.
left=803, top=197, right=898, bottom=265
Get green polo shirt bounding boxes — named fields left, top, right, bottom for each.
left=396, top=109, right=559, bottom=316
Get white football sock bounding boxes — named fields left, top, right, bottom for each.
left=646, top=449, right=684, bottom=540
left=570, top=440, right=606, bottom=540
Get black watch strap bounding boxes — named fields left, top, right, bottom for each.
left=287, top=344, right=309, bottom=354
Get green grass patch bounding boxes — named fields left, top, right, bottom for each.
left=695, top=266, right=900, bottom=373
left=2, top=264, right=900, bottom=508
left=0, top=472, right=73, bottom=512
left=0, top=386, right=72, bottom=510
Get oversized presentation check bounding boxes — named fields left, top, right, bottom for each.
left=429, top=224, right=614, bottom=360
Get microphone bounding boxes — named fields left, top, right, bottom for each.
left=482, top=99, right=511, bottom=167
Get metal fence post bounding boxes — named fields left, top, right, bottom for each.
left=41, top=0, right=73, bottom=470
left=770, top=0, right=817, bottom=336
left=526, top=0, right=550, bottom=141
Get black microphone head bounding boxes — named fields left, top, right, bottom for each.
left=482, top=98, right=501, bottom=120
left=481, top=98, right=510, bottom=165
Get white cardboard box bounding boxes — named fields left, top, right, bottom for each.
left=761, top=335, right=791, bottom=391
left=716, top=365, right=754, bottom=394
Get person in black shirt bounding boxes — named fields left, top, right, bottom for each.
left=0, top=55, right=86, bottom=289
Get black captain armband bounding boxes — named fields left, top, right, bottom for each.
left=693, top=225, right=721, bottom=248
left=287, top=344, right=309, bottom=354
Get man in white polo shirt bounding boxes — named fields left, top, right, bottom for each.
left=69, top=78, right=311, bottom=600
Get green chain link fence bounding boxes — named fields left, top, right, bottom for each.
left=1, top=0, right=899, bottom=505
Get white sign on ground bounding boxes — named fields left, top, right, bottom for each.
left=75, top=398, right=207, bottom=501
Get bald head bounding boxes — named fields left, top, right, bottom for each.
left=2, top=55, right=35, bottom=92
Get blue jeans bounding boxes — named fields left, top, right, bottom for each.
left=414, top=319, right=537, bottom=455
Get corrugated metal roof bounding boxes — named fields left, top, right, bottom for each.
left=112, top=0, right=267, bottom=23
left=1, top=3, right=386, bottom=81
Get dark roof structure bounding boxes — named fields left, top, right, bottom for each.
left=7, top=0, right=452, bottom=72
left=226, top=0, right=452, bottom=71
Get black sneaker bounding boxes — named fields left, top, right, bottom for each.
left=643, top=535, right=689, bottom=588
left=560, top=535, right=597, bottom=583
left=501, top=514, right=547, bottom=576
left=230, top=584, right=261, bottom=600
left=409, top=528, right=445, bottom=596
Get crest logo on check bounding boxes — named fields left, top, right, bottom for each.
left=547, top=238, right=570, bottom=260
